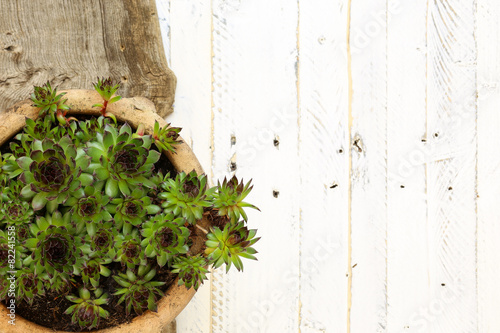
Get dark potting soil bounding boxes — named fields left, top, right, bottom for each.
left=1, top=116, right=190, bottom=331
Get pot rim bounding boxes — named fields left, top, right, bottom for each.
left=0, top=89, right=205, bottom=333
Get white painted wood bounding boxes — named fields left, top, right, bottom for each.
left=348, top=1, right=389, bottom=332
left=153, top=1, right=500, bottom=332
left=386, top=1, right=430, bottom=332
left=426, top=0, right=478, bottom=332
left=210, top=1, right=300, bottom=332
left=297, top=0, right=349, bottom=332
left=477, top=0, right=500, bottom=332
left=158, top=1, right=213, bottom=332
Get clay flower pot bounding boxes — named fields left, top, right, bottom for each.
left=0, top=90, right=205, bottom=332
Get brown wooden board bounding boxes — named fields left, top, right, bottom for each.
left=0, top=0, right=176, bottom=117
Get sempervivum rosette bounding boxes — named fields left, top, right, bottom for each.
left=25, top=214, right=80, bottom=278
left=109, top=187, right=161, bottom=235
left=16, top=267, right=45, bottom=305
left=64, top=185, right=113, bottom=236
left=0, top=180, right=33, bottom=225
left=0, top=200, right=33, bottom=226
left=16, top=136, right=92, bottom=211
left=85, top=123, right=161, bottom=197
left=158, top=171, right=215, bottom=224
left=141, top=213, right=190, bottom=267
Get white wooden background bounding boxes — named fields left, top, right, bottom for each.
left=155, top=0, right=500, bottom=332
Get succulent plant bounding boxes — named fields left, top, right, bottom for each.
left=109, top=187, right=161, bottom=235
left=41, top=272, right=73, bottom=294
left=205, top=221, right=260, bottom=272
left=31, top=81, right=76, bottom=125
left=16, top=224, right=31, bottom=244
left=171, top=255, right=209, bottom=291
left=65, top=287, right=110, bottom=330
left=81, top=224, right=118, bottom=260
left=85, top=123, right=160, bottom=197
left=16, top=267, right=45, bottom=305
left=0, top=199, right=33, bottom=226
left=75, top=116, right=111, bottom=146
left=141, top=213, right=190, bottom=267
left=25, top=214, right=80, bottom=277
left=64, top=185, right=112, bottom=236
left=159, top=171, right=215, bottom=224
left=17, top=137, right=92, bottom=211
left=150, top=120, right=182, bottom=153
left=31, top=81, right=69, bottom=116
left=114, top=229, right=147, bottom=269
left=212, top=176, right=260, bottom=222
left=0, top=274, right=9, bottom=301
left=75, top=258, right=112, bottom=289
left=0, top=152, right=21, bottom=182
left=113, top=264, right=165, bottom=315
left=92, top=77, right=122, bottom=122
left=0, top=181, right=33, bottom=226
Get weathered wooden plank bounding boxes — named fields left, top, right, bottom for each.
left=0, top=0, right=175, bottom=117
left=386, top=1, right=430, bottom=332
left=477, top=0, right=500, bottom=331
left=426, top=0, right=477, bottom=331
left=210, top=1, right=300, bottom=332
left=161, top=0, right=213, bottom=331
left=348, top=1, right=388, bottom=332
left=297, top=0, right=349, bottom=332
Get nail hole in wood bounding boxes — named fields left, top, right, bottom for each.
left=352, top=136, right=363, bottom=153
left=338, top=148, right=343, bottom=154
left=448, top=186, right=453, bottom=191
left=4, top=45, right=14, bottom=52
left=273, top=190, right=279, bottom=198
left=434, top=132, right=439, bottom=138
left=400, top=185, right=405, bottom=188
left=441, top=283, right=445, bottom=286
left=231, top=135, right=236, bottom=146
left=230, top=162, right=237, bottom=171
left=273, top=137, right=279, bottom=147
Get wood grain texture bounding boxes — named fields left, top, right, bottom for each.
left=386, top=1, right=430, bottom=332
left=0, top=0, right=176, bottom=117
left=477, top=0, right=500, bottom=331
left=164, top=1, right=213, bottom=332
left=297, top=0, right=349, bottom=332
left=210, top=1, right=300, bottom=332
left=348, top=1, right=388, bottom=331
left=426, top=0, right=478, bottom=331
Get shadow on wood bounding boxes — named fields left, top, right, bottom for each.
left=0, top=0, right=176, bottom=117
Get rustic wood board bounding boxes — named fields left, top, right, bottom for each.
left=0, top=0, right=176, bottom=117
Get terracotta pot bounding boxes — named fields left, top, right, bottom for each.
left=0, top=90, right=205, bottom=332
